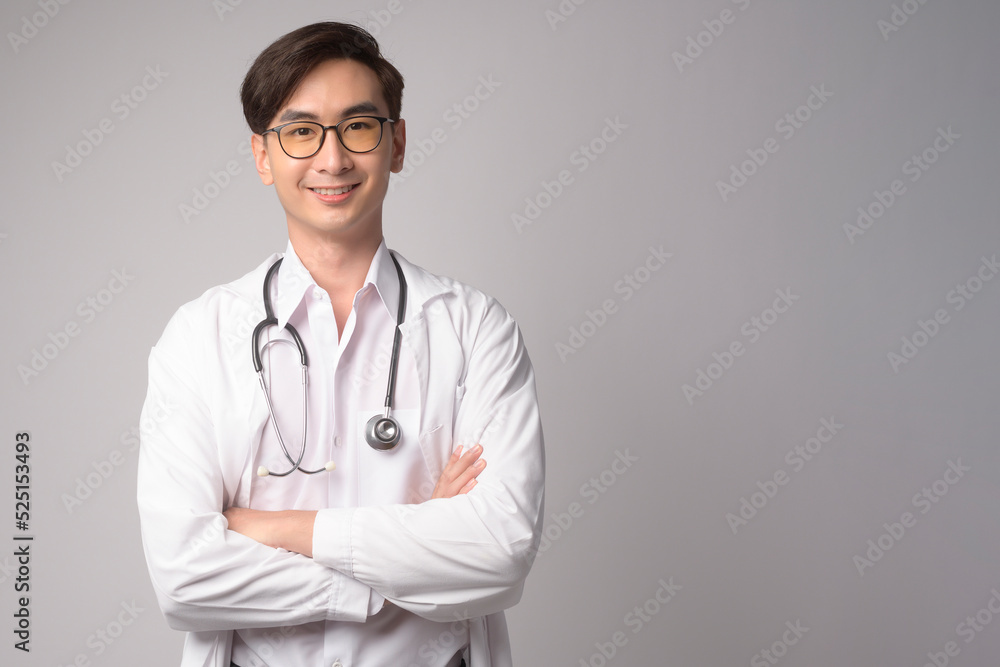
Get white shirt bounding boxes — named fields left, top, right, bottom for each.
left=137, top=243, right=544, bottom=667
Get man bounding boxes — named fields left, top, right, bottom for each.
left=137, top=22, right=544, bottom=667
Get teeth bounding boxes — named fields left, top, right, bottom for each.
left=312, top=185, right=354, bottom=196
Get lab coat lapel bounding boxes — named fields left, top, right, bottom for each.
left=395, top=252, right=454, bottom=479
left=218, top=257, right=275, bottom=509
left=215, top=349, right=269, bottom=509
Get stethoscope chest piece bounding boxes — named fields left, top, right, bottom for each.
left=365, top=413, right=402, bottom=451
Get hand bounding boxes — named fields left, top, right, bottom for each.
left=432, top=444, right=486, bottom=499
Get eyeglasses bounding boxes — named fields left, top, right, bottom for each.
left=262, top=116, right=395, bottom=158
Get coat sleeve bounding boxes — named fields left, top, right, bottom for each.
left=312, top=293, right=545, bottom=622
left=136, top=301, right=375, bottom=632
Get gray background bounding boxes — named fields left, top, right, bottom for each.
left=2, top=0, right=999, bottom=665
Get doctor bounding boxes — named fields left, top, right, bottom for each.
left=136, top=22, right=544, bottom=667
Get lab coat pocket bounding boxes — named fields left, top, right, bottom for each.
left=355, top=409, right=427, bottom=505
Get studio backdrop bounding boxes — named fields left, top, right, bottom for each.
left=2, top=0, right=999, bottom=665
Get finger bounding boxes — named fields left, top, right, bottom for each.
left=457, top=443, right=483, bottom=467
left=438, top=446, right=468, bottom=485
left=449, top=447, right=484, bottom=485
left=433, top=445, right=487, bottom=499
left=451, top=457, right=486, bottom=492
left=444, top=444, right=481, bottom=478
left=458, top=478, right=478, bottom=495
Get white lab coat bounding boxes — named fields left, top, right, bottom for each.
left=137, top=251, right=545, bottom=667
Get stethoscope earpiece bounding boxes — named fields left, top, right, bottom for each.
left=252, top=252, right=408, bottom=476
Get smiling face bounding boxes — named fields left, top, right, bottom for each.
left=252, top=58, right=406, bottom=251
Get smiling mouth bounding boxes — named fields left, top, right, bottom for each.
left=310, top=185, right=357, bottom=196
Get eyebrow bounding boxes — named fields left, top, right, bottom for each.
left=278, top=102, right=383, bottom=123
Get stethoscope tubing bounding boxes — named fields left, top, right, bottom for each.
left=251, top=251, right=407, bottom=477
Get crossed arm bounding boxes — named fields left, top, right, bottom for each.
left=223, top=444, right=487, bottom=558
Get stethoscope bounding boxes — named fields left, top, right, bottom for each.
left=251, top=252, right=408, bottom=477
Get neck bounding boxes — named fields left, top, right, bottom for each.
left=287, top=228, right=382, bottom=304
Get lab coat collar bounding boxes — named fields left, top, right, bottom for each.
left=397, top=258, right=447, bottom=317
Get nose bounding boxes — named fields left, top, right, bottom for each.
left=312, top=127, right=353, bottom=173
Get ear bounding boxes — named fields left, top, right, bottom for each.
left=389, top=118, right=406, bottom=173
left=251, top=133, right=274, bottom=185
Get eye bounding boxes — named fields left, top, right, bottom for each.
left=344, top=118, right=377, bottom=132
left=278, top=122, right=321, bottom=141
